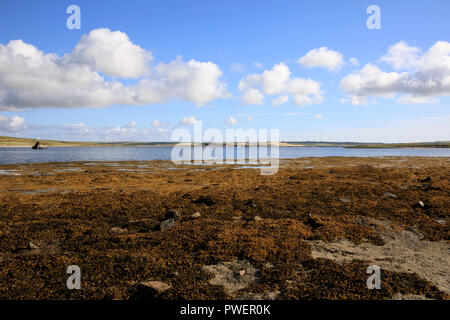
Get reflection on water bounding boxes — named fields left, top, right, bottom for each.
left=0, top=146, right=449, bottom=165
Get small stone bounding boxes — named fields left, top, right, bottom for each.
left=412, top=201, right=425, bottom=210
left=383, top=192, right=397, bottom=198
left=436, top=219, right=446, bottom=225
left=339, top=198, right=350, bottom=203
left=110, top=227, right=127, bottom=234
left=28, top=242, right=39, bottom=250
left=191, top=212, right=201, bottom=219
left=159, top=219, right=175, bottom=232
left=165, top=209, right=181, bottom=221
left=254, top=216, right=263, bottom=221
left=239, top=269, right=246, bottom=276
left=137, top=281, right=172, bottom=298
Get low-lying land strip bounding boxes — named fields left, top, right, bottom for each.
left=1, top=135, right=449, bottom=148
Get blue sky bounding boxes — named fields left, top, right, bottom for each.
left=0, top=0, right=449, bottom=142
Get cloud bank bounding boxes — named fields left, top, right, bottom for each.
left=340, top=41, right=450, bottom=105
left=0, top=28, right=228, bottom=111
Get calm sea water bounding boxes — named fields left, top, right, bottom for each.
left=0, top=147, right=449, bottom=165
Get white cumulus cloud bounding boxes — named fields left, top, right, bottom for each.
left=0, top=29, right=228, bottom=111
left=0, top=115, right=26, bottom=132
left=298, top=47, right=345, bottom=72
left=180, top=116, right=199, bottom=125
left=241, top=89, right=264, bottom=105
left=70, top=28, right=152, bottom=78
left=239, top=63, right=323, bottom=107
left=380, top=41, right=421, bottom=70
left=340, top=41, right=450, bottom=105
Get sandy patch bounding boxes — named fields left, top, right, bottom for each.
left=203, top=259, right=258, bottom=295
left=307, top=218, right=450, bottom=294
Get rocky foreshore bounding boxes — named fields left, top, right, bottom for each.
left=0, top=157, right=448, bottom=300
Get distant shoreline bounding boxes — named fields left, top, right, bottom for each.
left=1, top=143, right=449, bottom=149
left=1, top=136, right=449, bottom=148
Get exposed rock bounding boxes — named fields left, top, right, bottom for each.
left=203, top=259, right=258, bottom=295
left=28, top=242, right=39, bottom=250
left=412, top=201, right=425, bottom=210
left=391, top=293, right=433, bottom=300
left=110, top=227, right=127, bottom=234
left=165, top=209, right=181, bottom=221
left=383, top=192, right=397, bottom=198
left=16, top=240, right=61, bottom=256
left=136, top=281, right=172, bottom=298
left=159, top=219, right=175, bottom=232
left=191, top=212, right=201, bottom=219
left=31, top=141, right=47, bottom=150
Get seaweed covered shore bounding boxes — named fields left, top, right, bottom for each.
left=0, top=157, right=448, bottom=300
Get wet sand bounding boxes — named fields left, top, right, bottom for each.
left=0, top=157, right=448, bottom=300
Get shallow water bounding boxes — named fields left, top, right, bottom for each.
left=0, top=146, right=449, bottom=165
left=0, top=169, right=20, bottom=175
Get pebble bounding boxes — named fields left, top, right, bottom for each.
left=191, top=212, right=201, bottom=219
left=110, top=227, right=127, bottom=234
left=137, top=281, right=172, bottom=298
left=383, top=192, right=397, bottom=198
left=412, top=201, right=425, bottom=210
left=254, top=216, right=263, bottom=221
left=28, top=242, right=39, bottom=250
left=159, top=219, right=175, bottom=231
left=339, top=198, right=351, bottom=203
